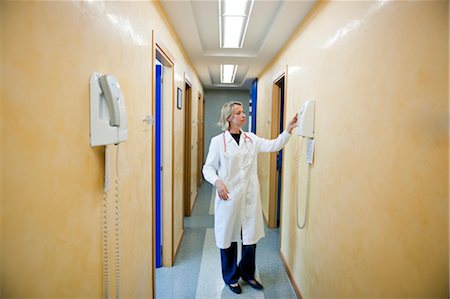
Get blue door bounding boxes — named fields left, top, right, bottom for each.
left=155, top=64, right=163, bottom=268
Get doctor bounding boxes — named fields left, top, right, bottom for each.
left=203, top=101, right=298, bottom=294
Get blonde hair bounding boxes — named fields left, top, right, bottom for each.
left=218, top=101, right=243, bottom=131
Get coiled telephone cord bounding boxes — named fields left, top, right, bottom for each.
left=114, top=144, right=121, bottom=299
left=103, top=145, right=121, bottom=299
left=295, top=139, right=312, bottom=230
left=103, top=178, right=110, bottom=299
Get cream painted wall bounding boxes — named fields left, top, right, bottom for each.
left=161, top=64, right=174, bottom=266
left=172, top=80, right=184, bottom=253
left=1, top=1, right=202, bottom=297
left=255, top=67, right=288, bottom=222
left=258, top=1, right=448, bottom=297
left=171, top=73, right=203, bottom=256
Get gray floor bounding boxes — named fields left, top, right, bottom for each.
left=155, top=182, right=297, bottom=299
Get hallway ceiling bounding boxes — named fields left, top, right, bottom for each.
left=159, top=0, right=317, bottom=90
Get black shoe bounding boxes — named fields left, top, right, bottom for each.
left=228, top=283, right=242, bottom=294
left=243, top=279, right=264, bottom=290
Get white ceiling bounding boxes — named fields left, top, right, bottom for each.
left=159, top=0, right=317, bottom=90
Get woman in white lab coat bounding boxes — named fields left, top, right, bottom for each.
left=202, top=101, right=298, bottom=294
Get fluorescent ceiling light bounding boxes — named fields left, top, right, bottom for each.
left=221, top=64, right=237, bottom=84
left=223, top=0, right=248, bottom=16
left=223, top=17, right=245, bottom=48
left=219, top=0, right=254, bottom=48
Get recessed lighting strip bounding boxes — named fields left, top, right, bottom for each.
left=218, top=0, right=254, bottom=48
left=221, top=64, right=238, bottom=84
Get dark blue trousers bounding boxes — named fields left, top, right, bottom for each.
left=220, top=242, right=257, bottom=285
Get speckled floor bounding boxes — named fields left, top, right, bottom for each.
left=155, top=182, right=297, bottom=299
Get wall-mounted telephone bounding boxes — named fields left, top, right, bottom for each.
left=89, top=72, right=126, bottom=298
left=90, top=72, right=128, bottom=147
left=297, top=100, right=315, bottom=138
left=296, top=100, right=315, bottom=229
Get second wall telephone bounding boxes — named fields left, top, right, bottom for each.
left=297, top=100, right=315, bottom=138
left=296, top=100, right=315, bottom=229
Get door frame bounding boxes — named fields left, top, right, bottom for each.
left=197, top=92, right=204, bottom=187
left=250, top=79, right=258, bottom=133
left=155, top=63, right=163, bottom=268
left=152, top=30, right=176, bottom=284
left=268, top=67, right=288, bottom=228
left=183, top=77, right=193, bottom=217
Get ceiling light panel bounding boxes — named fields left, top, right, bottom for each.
left=219, top=0, right=254, bottom=48
left=223, top=0, right=248, bottom=16
left=221, top=64, right=237, bottom=83
left=223, top=16, right=245, bottom=48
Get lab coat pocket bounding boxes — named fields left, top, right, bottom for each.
left=215, top=192, right=234, bottom=218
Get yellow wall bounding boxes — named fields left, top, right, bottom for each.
left=1, top=1, right=202, bottom=297
left=258, top=1, right=448, bottom=297
left=172, top=75, right=203, bottom=253
left=256, top=66, right=287, bottom=221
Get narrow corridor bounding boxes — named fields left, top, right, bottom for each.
left=156, top=182, right=297, bottom=298
left=2, top=1, right=448, bottom=297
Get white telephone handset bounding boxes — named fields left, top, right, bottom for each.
left=99, top=75, right=121, bottom=127
left=90, top=72, right=128, bottom=147
left=296, top=100, right=315, bottom=229
left=297, top=100, right=315, bottom=138
left=297, top=100, right=315, bottom=164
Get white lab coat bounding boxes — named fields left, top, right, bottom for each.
left=202, top=129, right=291, bottom=249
